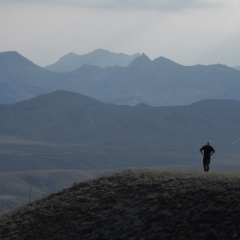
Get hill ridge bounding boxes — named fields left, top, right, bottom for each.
left=1, top=169, right=240, bottom=239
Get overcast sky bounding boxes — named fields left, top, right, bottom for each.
left=1, top=0, right=240, bottom=67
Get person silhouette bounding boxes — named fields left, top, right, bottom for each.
left=200, top=141, right=215, bottom=172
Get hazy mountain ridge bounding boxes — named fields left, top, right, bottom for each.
left=2, top=50, right=240, bottom=105
left=45, top=49, right=141, bottom=72
left=1, top=169, right=240, bottom=239
left=61, top=55, right=240, bottom=106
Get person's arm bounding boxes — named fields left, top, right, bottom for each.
left=200, top=147, right=204, bottom=155
left=211, top=148, right=215, bottom=155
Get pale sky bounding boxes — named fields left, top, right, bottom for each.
left=1, top=0, right=240, bottom=67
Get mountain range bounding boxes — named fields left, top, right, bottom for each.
left=1, top=50, right=240, bottom=106
left=45, top=49, right=140, bottom=72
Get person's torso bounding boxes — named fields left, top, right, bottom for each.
left=202, top=145, right=214, bottom=156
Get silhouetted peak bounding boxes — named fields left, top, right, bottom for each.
left=0, top=51, right=34, bottom=66
left=141, top=53, right=150, bottom=59
left=63, top=52, right=79, bottom=58
left=91, top=49, right=112, bottom=55
left=129, top=53, right=152, bottom=67
left=153, top=56, right=183, bottom=67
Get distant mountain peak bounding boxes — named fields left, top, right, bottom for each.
left=45, top=49, right=140, bottom=72
left=62, top=52, right=79, bottom=58
left=141, top=53, right=149, bottom=59
left=0, top=51, right=19, bottom=56
left=91, top=49, right=140, bottom=58
left=153, top=56, right=183, bottom=67
left=0, top=51, right=34, bottom=66
left=129, top=53, right=152, bottom=67
left=91, top=49, right=112, bottom=54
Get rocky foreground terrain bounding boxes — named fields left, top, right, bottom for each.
left=1, top=169, right=240, bottom=239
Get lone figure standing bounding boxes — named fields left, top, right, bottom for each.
left=200, top=141, right=215, bottom=172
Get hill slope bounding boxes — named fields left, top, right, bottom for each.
left=1, top=169, right=240, bottom=239
left=0, top=170, right=96, bottom=214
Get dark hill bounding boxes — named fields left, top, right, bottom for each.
left=0, top=90, right=104, bottom=142
left=1, top=169, right=240, bottom=239
left=17, top=90, right=101, bottom=109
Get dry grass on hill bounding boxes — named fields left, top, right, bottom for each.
left=1, top=169, right=240, bottom=239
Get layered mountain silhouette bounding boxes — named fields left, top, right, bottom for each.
left=1, top=169, right=240, bottom=239
left=1, top=51, right=240, bottom=106
left=45, top=49, right=140, bottom=72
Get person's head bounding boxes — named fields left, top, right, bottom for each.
left=207, top=141, right=211, bottom=145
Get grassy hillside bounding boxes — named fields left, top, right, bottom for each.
left=1, top=169, right=240, bottom=239
left=0, top=170, right=96, bottom=214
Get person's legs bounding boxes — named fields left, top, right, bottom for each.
left=206, top=159, right=211, bottom=172
left=205, top=162, right=209, bottom=172
left=203, top=157, right=210, bottom=172
left=203, top=159, right=207, bottom=171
